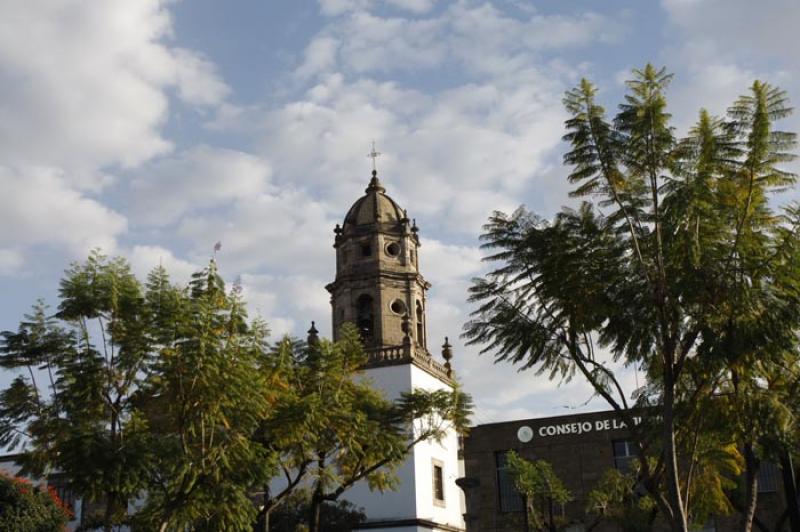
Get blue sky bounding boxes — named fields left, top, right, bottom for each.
left=1, top=0, right=798, bottom=424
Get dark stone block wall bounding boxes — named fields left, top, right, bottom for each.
left=460, top=410, right=791, bottom=532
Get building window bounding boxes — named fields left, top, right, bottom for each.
left=758, top=461, right=779, bottom=493
left=495, top=451, right=524, bottom=512
left=360, top=242, right=372, bottom=257
left=416, top=301, right=424, bottom=346
left=432, top=459, right=445, bottom=506
left=356, top=294, right=374, bottom=342
left=613, top=440, right=639, bottom=473
left=390, top=299, right=407, bottom=315
left=385, top=241, right=401, bottom=257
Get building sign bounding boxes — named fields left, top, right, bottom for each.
left=524, top=416, right=643, bottom=438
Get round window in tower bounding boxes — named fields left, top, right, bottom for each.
left=385, top=241, right=401, bottom=258
left=389, top=299, right=407, bottom=315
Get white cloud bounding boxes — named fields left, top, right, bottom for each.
left=131, top=146, right=271, bottom=225
left=301, top=2, right=626, bottom=80
left=296, top=37, right=341, bottom=80
left=660, top=0, right=800, bottom=164
left=240, top=273, right=332, bottom=338
left=662, top=0, right=800, bottom=66
left=385, top=0, right=436, bottom=14
left=127, top=245, right=199, bottom=285
left=259, top=73, right=566, bottom=236
left=0, top=166, right=127, bottom=256
left=0, top=0, right=229, bottom=188
left=171, top=48, right=231, bottom=106
left=318, top=0, right=435, bottom=16
left=0, top=249, right=24, bottom=276
left=319, top=0, right=372, bottom=16
left=176, top=187, right=335, bottom=277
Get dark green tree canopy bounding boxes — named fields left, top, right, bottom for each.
left=465, top=66, right=799, bottom=532
left=0, top=251, right=473, bottom=532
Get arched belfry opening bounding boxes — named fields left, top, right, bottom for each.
left=416, top=301, right=425, bottom=347
left=356, top=294, right=375, bottom=343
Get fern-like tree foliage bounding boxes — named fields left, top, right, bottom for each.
left=464, top=66, right=800, bottom=532
left=505, top=451, right=572, bottom=532
left=254, top=327, right=473, bottom=532
left=0, top=253, right=277, bottom=531
left=0, top=252, right=473, bottom=532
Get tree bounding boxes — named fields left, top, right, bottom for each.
left=0, top=473, right=71, bottom=532
left=0, top=253, right=276, bottom=531
left=261, top=488, right=365, bottom=532
left=133, top=261, right=275, bottom=531
left=464, top=66, right=799, bottom=532
left=0, top=251, right=154, bottom=529
left=585, top=468, right=656, bottom=532
left=505, top=451, right=571, bottom=532
left=255, top=327, right=472, bottom=532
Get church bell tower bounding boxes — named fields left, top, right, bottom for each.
left=326, top=169, right=452, bottom=381
left=325, top=166, right=464, bottom=531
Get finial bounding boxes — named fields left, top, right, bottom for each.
left=307, top=321, right=320, bottom=346
left=442, top=337, right=453, bottom=377
left=411, top=219, right=419, bottom=233
left=366, top=173, right=385, bottom=193
left=365, top=142, right=386, bottom=193
left=334, top=223, right=342, bottom=235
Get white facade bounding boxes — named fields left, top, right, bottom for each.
left=344, top=365, right=465, bottom=531
left=326, top=171, right=466, bottom=531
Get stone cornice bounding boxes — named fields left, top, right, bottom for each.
left=354, top=517, right=465, bottom=531
left=363, top=344, right=455, bottom=386
left=326, top=270, right=431, bottom=294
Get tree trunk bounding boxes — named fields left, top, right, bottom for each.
left=261, top=508, right=270, bottom=532
left=260, top=484, right=272, bottom=532
left=780, top=451, right=800, bottom=532
left=308, top=480, right=324, bottom=532
left=663, top=378, right=689, bottom=531
left=523, top=496, right=530, bottom=532
left=741, top=443, right=760, bottom=532
left=103, top=491, right=116, bottom=532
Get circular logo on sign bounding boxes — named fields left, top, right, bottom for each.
left=517, top=425, right=533, bottom=443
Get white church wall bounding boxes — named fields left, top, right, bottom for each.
left=408, top=365, right=465, bottom=530
left=344, top=363, right=418, bottom=519
left=344, top=363, right=465, bottom=530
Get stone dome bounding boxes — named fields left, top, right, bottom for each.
left=342, top=172, right=406, bottom=231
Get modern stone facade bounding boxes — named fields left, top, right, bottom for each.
left=460, top=410, right=793, bottom=532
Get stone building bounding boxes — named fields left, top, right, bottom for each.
left=459, top=410, right=792, bottom=532
left=328, top=170, right=465, bottom=532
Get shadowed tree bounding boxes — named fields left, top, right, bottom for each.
left=0, top=251, right=154, bottom=530
left=0, top=254, right=277, bottom=531
left=255, top=326, right=473, bottom=532
left=505, top=451, right=572, bottom=532
left=464, top=66, right=799, bottom=532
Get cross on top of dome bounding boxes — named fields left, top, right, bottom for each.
left=367, top=140, right=381, bottom=173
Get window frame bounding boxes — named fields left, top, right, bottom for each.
left=612, top=439, right=639, bottom=473
left=432, top=458, right=446, bottom=507
left=495, top=451, right=525, bottom=513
